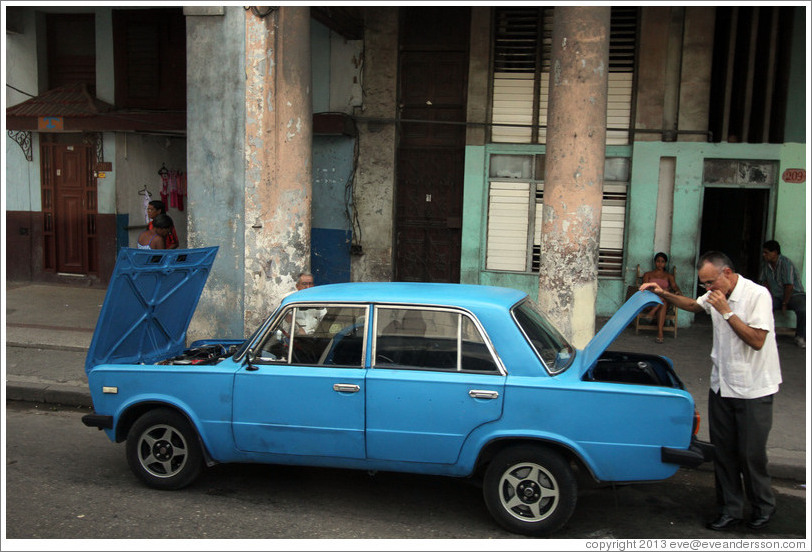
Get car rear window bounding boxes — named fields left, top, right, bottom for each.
left=511, top=299, right=574, bottom=375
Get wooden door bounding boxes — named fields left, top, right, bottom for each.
left=395, top=7, right=470, bottom=282
left=41, top=143, right=97, bottom=275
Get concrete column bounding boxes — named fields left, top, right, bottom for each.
left=678, top=7, right=715, bottom=142
left=350, top=8, right=398, bottom=282
left=635, top=8, right=670, bottom=142
left=466, top=8, right=491, bottom=146
left=186, top=7, right=246, bottom=342
left=244, top=6, right=312, bottom=330
left=538, top=6, right=609, bottom=347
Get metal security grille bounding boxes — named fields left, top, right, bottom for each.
left=493, top=7, right=553, bottom=73
left=609, top=7, right=637, bottom=72
left=708, top=6, right=793, bottom=143
left=491, top=6, right=638, bottom=145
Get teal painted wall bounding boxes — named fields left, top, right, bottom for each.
left=461, top=144, right=633, bottom=313
left=462, top=142, right=807, bottom=324
left=773, top=142, right=807, bottom=283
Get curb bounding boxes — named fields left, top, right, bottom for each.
left=6, top=341, right=90, bottom=353
left=6, top=380, right=93, bottom=409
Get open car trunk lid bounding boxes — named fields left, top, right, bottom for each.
left=577, top=290, right=664, bottom=377
left=85, top=247, right=218, bottom=374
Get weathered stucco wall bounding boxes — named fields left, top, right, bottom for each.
left=350, top=8, right=398, bottom=282
left=186, top=7, right=247, bottom=341
left=243, top=6, right=313, bottom=332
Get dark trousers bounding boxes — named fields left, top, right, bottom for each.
left=708, top=389, right=775, bottom=518
left=772, top=294, right=806, bottom=339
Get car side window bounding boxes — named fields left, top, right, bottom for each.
left=254, top=306, right=367, bottom=367
left=374, top=307, right=499, bottom=373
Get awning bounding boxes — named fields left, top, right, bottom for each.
left=5, top=83, right=185, bottom=133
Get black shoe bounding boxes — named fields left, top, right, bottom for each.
left=747, top=512, right=773, bottom=530
left=706, top=514, right=742, bottom=531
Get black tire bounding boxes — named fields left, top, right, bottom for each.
left=126, top=408, right=204, bottom=490
left=483, top=445, right=578, bottom=536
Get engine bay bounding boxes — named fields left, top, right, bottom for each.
left=157, top=344, right=240, bottom=366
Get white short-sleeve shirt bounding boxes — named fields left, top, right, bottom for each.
left=697, top=275, right=782, bottom=399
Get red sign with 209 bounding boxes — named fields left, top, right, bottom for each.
left=781, top=168, right=806, bottom=183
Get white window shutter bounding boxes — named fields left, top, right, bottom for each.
left=606, top=73, right=633, bottom=145
left=486, top=181, right=531, bottom=270
left=492, top=73, right=534, bottom=143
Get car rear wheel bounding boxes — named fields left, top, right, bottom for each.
left=126, top=408, right=203, bottom=490
left=483, top=445, right=577, bottom=536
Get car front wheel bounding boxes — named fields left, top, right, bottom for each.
left=483, top=445, right=577, bottom=536
left=126, top=408, right=203, bottom=490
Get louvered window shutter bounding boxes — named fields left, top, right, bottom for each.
left=486, top=182, right=531, bottom=271
left=491, top=7, right=636, bottom=145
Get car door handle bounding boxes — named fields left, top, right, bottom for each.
left=469, top=389, right=499, bottom=400
left=333, top=383, right=361, bottom=393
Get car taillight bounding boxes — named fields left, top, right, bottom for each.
left=693, top=409, right=701, bottom=436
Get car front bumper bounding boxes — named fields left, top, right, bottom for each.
left=82, top=413, right=113, bottom=430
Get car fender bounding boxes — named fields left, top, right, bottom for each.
left=458, top=423, right=600, bottom=480
left=111, top=393, right=224, bottom=463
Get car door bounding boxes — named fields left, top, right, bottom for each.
left=232, top=305, right=368, bottom=459
left=365, top=306, right=505, bottom=464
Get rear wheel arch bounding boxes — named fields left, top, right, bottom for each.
left=474, top=437, right=595, bottom=482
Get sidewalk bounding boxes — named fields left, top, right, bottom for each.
left=4, top=282, right=808, bottom=482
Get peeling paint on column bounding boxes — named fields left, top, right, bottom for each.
left=243, top=7, right=313, bottom=333
left=538, top=6, right=610, bottom=347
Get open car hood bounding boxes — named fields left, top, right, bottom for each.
left=85, top=247, right=218, bottom=373
left=578, top=290, right=664, bottom=374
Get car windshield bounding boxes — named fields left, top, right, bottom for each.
left=234, top=309, right=279, bottom=360
left=511, top=299, right=574, bottom=375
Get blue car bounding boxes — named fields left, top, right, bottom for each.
left=82, top=247, right=711, bottom=536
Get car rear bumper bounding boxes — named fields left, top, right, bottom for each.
left=82, top=413, right=113, bottom=430
left=661, top=438, right=714, bottom=468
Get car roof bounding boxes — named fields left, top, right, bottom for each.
left=283, top=282, right=528, bottom=311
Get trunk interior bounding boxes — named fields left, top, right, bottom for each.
left=584, top=351, right=684, bottom=389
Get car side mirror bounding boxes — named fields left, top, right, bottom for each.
left=246, top=348, right=259, bottom=371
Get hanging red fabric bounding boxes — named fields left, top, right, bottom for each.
left=178, top=172, right=186, bottom=211
left=160, top=170, right=169, bottom=206
left=169, top=170, right=179, bottom=209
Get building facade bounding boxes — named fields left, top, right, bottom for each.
left=5, top=5, right=807, bottom=342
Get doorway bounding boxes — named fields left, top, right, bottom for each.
left=394, top=7, right=470, bottom=282
left=699, top=187, right=769, bottom=281
left=40, top=142, right=98, bottom=276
